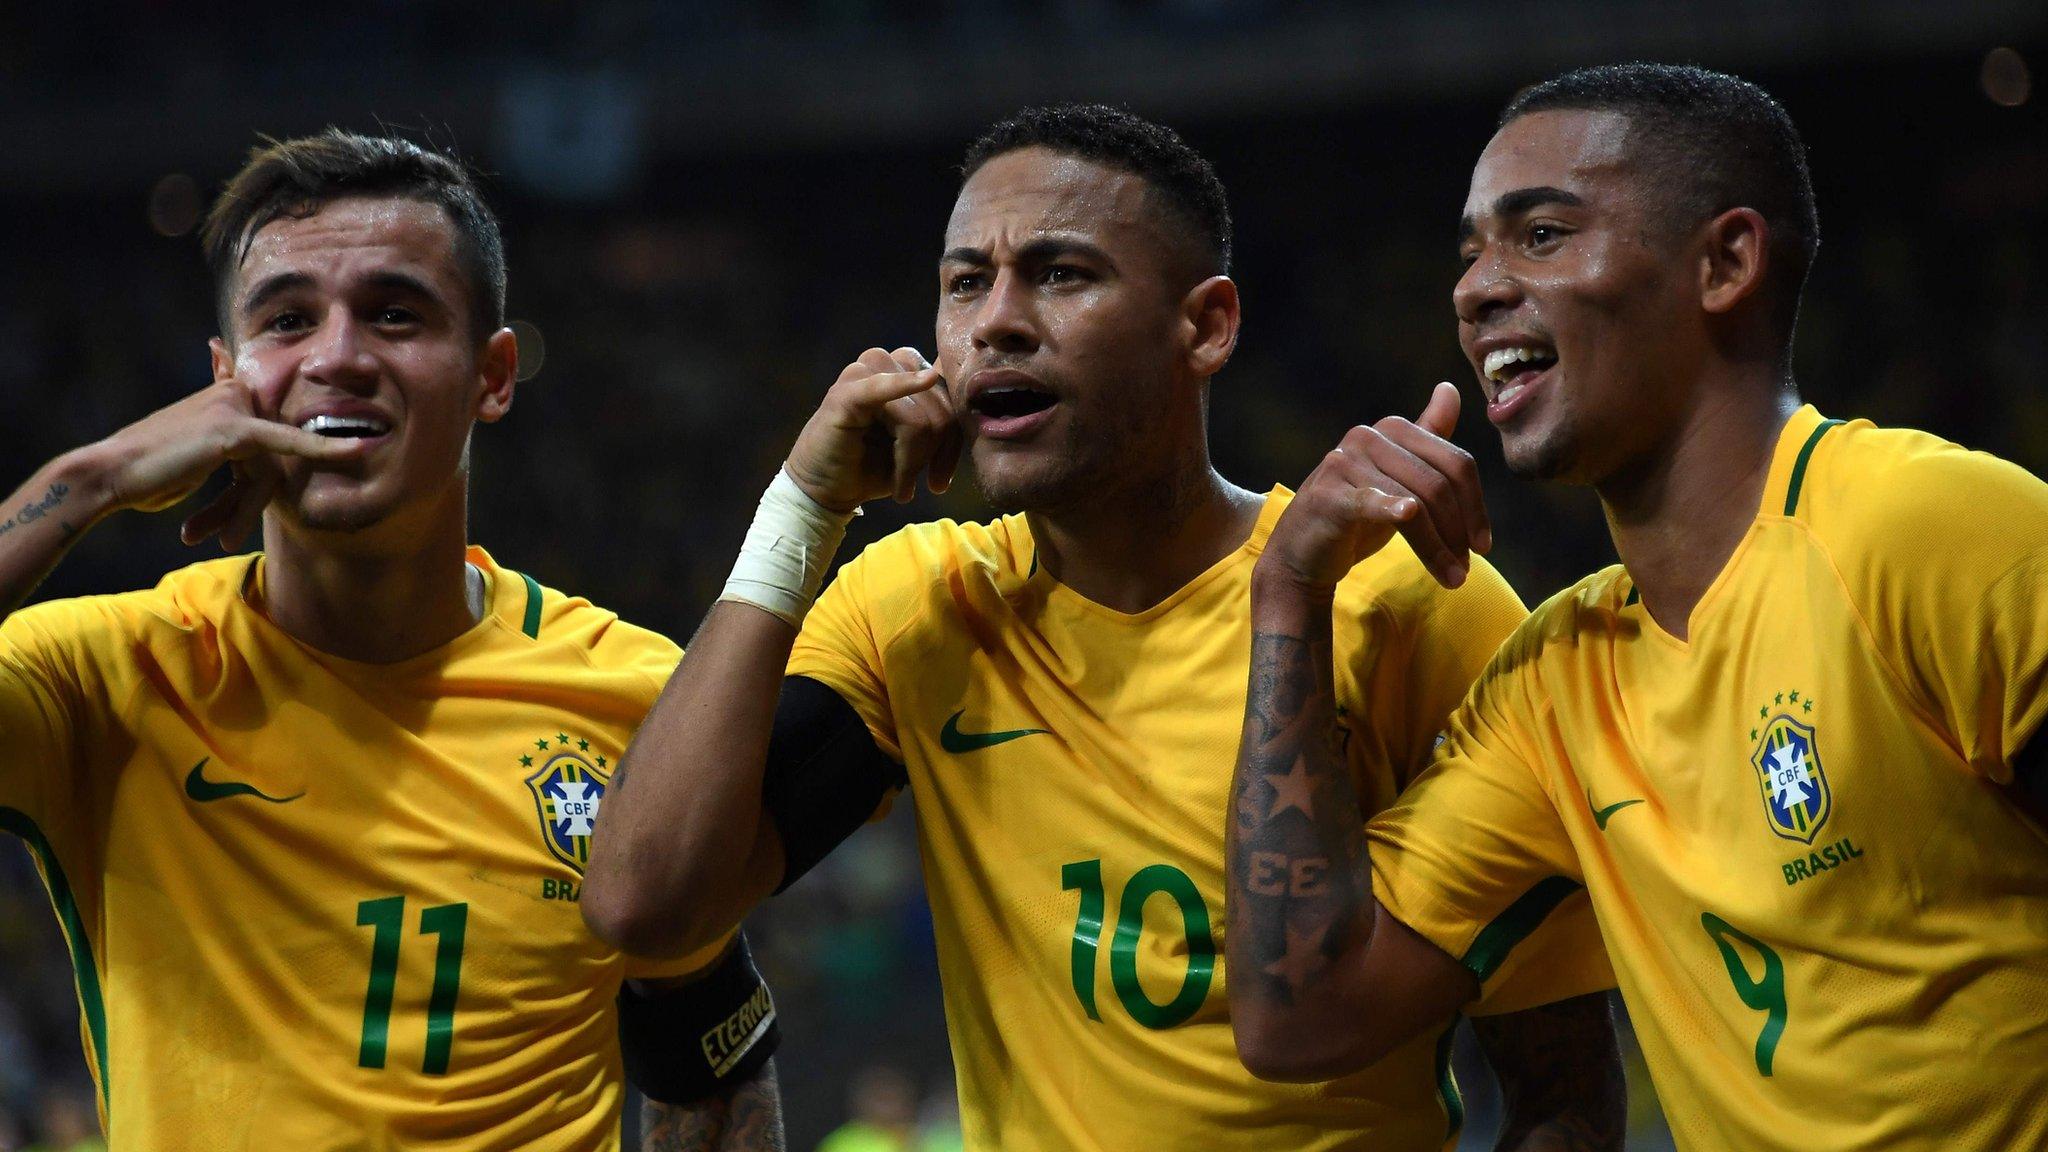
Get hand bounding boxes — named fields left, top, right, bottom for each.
left=1259, top=382, right=1492, bottom=595
left=87, top=377, right=368, bottom=549
left=784, top=347, right=961, bottom=513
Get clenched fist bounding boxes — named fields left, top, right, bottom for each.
left=784, top=347, right=962, bottom=513
left=1258, top=382, right=1493, bottom=597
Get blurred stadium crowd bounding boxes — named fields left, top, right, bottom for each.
left=1, top=7, right=2042, bottom=1148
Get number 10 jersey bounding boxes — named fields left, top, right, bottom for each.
left=788, top=489, right=1613, bottom=1152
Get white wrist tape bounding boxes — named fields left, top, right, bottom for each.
left=719, top=469, right=857, bottom=627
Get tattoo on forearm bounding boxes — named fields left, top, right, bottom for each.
left=0, top=483, right=70, bottom=539
left=1474, top=994, right=1627, bottom=1152
left=641, top=1059, right=786, bottom=1152
left=1228, top=624, right=1374, bottom=1006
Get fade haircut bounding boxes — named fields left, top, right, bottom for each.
left=963, top=104, right=1232, bottom=280
left=201, top=129, right=506, bottom=345
left=1502, top=63, right=1819, bottom=341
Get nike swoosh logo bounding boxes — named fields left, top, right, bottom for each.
left=1587, top=790, right=1643, bottom=830
left=184, top=758, right=303, bottom=805
left=939, top=710, right=1049, bottom=754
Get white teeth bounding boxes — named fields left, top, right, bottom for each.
left=1483, top=346, right=1551, bottom=383
left=1497, top=383, right=1526, bottom=405
left=300, top=414, right=389, bottom=436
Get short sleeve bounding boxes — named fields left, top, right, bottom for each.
left=1367, top=650, right=1609, bottom=1011
left=1342, top=553, right=1527, bottom=798
left=586, top=614, right=684, bottom=707
left=787, top=546, right=902, bottom=761
left=1827, top=436, right=2048, bottom=783
left=0, top=602, right=93, bottom=826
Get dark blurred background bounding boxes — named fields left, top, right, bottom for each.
left=1, top=3, right=2043, bottom=1149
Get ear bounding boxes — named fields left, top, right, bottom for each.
left=1180, top=275, right=1240, bottom=379
left=1698, top=207, right=1770, bottom=317
left=208, top=337, right=234, bottom=384
left=475, top=327, right=518, bottom=424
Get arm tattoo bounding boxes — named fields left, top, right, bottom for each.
left=1227, top=620, right=1374, bottom=1007
left=641, top=1058, right=787, bottom=1152
left=1472, top=994, right=1626, bottom=1152
left=0, top=482, right=70, bottom=539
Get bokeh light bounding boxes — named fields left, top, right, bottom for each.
left=509, top=319, right=546, bottom=381
left=1981, top=47, right=2032, bottom=107
left=146, top=173, right=202, bottom=237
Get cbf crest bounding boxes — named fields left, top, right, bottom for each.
left=1748, top=694, right=1831, bottom=844
left=521, top=732, right=613, bottom=873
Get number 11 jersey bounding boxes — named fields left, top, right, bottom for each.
left=0, top=549, right=721, bottom=1150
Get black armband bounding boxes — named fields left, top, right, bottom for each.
left=762, top=676, right=907, bottom=891
left=2012, top=733, right=2048, bottom=826
left=619, top=934, right=780, bottom=1104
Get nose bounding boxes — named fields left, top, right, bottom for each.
left=1453, top=246, right=1521, bottom=328
left=299, top=305, right=379, bottom=391
left=971, top=268, right=1041, bottom=355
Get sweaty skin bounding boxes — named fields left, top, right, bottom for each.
left=590, top=140, right=1622, bottom=1150
left=1231, top=100, right=1790, bottom=1104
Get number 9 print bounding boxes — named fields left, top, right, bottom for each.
left=1701, top=912, right=1787, bottom=1077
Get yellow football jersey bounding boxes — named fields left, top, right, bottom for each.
left=1370, top=406, right=2048, bottom=1150
left=0, top=547, right=719, bottom=1151
left=788, top=488, right=1613, bottom=1152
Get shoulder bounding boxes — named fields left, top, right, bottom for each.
left=829, top=514, right=1032, bottom=612
left=8, top=556, right=246, bottom=646
left=1792, top=416, right=2048, bottom=585
left=1336, top=537, right=1524, bottom=635
left=479, top=551, right=681, bottom=675
left=1478, top=565, right=1630, bottom=690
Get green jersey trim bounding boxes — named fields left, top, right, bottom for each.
left=0, top=807, right=108, bottom=1109
left=1460, top=875, right=1583, bottom=983
left=518, top=572, right=544, bottom=639
left=1433, top=1020, right=1465, bottom=1147
left=1782, top=419, right=1845, bottom=516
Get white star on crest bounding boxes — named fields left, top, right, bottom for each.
left=551, top=780, right=603, bottom=838
left=1767, top=743, right=1814, bottom=811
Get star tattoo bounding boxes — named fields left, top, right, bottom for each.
left=1262, top=922, right=1332, bottom=994
left=1264, top=761, right=1324, bottom=820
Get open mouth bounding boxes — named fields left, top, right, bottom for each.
left=299, top=414, right=393, bottom=440
left=1482, top=344, right=1558, bottom=409
left=969, top=386, right=1057, bottom=421
left=966, top=382, right=1060, bottom=440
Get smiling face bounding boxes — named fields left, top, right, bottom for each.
left=212, top=195, right=514, bottom=544
left=936, top=147, right=1208, bottom=513
left=1454, top=109, right=1704, bottom=484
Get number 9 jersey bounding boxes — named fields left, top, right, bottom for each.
left=1368, top=408, right=2048, bottom=1150
left=787, top=488, right=1614, bottom=1152
left=0, top=549, right=726, bottom=1151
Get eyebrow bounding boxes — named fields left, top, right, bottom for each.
left=237, top=269, right=444, bottom=320
left=1457, top=186, right=1587, bottom=243
left=237, top=271, right=312, bottom=319
left=940, top=236, right=1117, bottom=271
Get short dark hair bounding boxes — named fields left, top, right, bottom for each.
left=1502, top=63, right=1819, bottom=340
left=201, top=129, right=506, bottom=344
left=963, top=104, right=1232, bottom=278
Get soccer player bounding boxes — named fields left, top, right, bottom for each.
left=1227, top=63, right=2048, bottom=1150
left=0, top=132, right=782, bottom=1150
left=585, top=105, right=1623, bottom=1151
